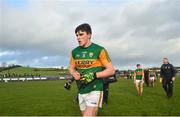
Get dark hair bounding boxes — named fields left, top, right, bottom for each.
left=75, top=23, right=92, bottom=34
left=137, top=64, right=141, bottom=67
left=163, top=57, right=168, bottom=60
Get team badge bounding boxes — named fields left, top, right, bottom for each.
left=89, top=52, right=94, bottom=57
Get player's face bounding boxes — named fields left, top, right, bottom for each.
left=76, top=31, right=91, bottom=47
left=163, top=59, right=168, bottom=64
left=137, top=65, right=141, bottom=69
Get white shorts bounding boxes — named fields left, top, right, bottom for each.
left=78, top=91, right=103, bottom=111
left=135, top=80, right=144, bottom=84
left=149, top=77, right=155, bottom=81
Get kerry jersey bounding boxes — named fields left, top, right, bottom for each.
left=70, top=43, right=111, bottom=94
left=135, top=68, right=143, bottom=80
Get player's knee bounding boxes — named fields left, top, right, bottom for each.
left=83, top=107, right=98, bottom=116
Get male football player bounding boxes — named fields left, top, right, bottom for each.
left=134, top=64, right=144, bottom=96
left=69, top=23, right=115, bottom=116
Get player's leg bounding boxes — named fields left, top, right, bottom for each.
left=83, top=106, right=99, bottom=116
left=153, top=78, right=155, bottom=87
left=139, top=81, right=144, bottom=96
left=149, top=77, right=153, bottom=87
left=78, top=93, right=86, bottom=115
left=83, top=91, right=103, bottom=116
left=135, top=80, right=140, bottom=95
left=151, top=77, right=155, bottom=87
left=81, top=111, right=85, bottom=116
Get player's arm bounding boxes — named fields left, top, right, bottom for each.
left=142, top=70, right=144, bottom=81
left=96, top=62, right=115, bottom=78
left=69, top=55, right=80, bottom=80
left=134, top=71, right=136, bottom=83
left=96, top=48, right=115, bottom=78
left=80, top=48, right=115, bottom=84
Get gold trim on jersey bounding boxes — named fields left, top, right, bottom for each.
left=98, top=91, right=103, bottom=107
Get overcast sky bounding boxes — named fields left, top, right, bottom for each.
left=0, top=0, right=180, bottom=69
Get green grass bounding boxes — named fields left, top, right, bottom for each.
left=0, top=77, right=180, bottom=116
left=0, top=67, right=68, bottom=76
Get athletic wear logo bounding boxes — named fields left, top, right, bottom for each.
left=91, top=102, right=97, bottom=105
left=89, top=52, right=94, bottom=57
left=82, top=52, right=87, bottom=58
left=76, top=54, right=80, bottom=58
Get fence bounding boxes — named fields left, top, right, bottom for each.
left=0, top=75, right=72, bottom=83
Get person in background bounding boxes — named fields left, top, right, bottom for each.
left=134, top=64, right=144, bottom=96
left=160, top=58, right=176, bottom=98
left=144, top=68, right=150, bottom=87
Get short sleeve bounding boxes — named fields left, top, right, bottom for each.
left=70, top=54, right=75, bottom=66
left=99, top=48, right=111, bottom=66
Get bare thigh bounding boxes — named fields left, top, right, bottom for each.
left=83, top=106, right=99, bottom=116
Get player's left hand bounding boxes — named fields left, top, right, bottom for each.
left=159, top=78, right=162, bottom=83
left=172, top=77, right=175, bottom=81
left=80, top=73, right=97, bottom=84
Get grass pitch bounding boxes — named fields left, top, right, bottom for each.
left=0, top=77, right=180, bottom=116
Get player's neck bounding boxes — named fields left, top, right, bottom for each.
left=83, top=40, right=92, bottom=48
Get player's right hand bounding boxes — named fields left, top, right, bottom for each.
left=80, top=72, right=96, bottom=84
left=72, top=71, right=80, bottom=80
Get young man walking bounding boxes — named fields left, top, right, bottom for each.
left=134, top=64, right=144, bottom=96
left=69, top=23, right=115, bottom=116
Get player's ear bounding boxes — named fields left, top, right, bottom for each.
left=88, top=33, right=91, bottom=39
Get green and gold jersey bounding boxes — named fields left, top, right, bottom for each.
left=135, top=68, right=143, bottom=80
left=70, top=43, right=111, bottom=94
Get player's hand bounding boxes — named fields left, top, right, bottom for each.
left=159, top=78, right=162, bottom=83
left=80, top=73, right=96, bottom=84
left=172, top=77, right=175, bottom=81
left=72, top=71, right=80, bottom=80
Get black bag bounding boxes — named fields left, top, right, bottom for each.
left=103, top=74, right=118, bottom=84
